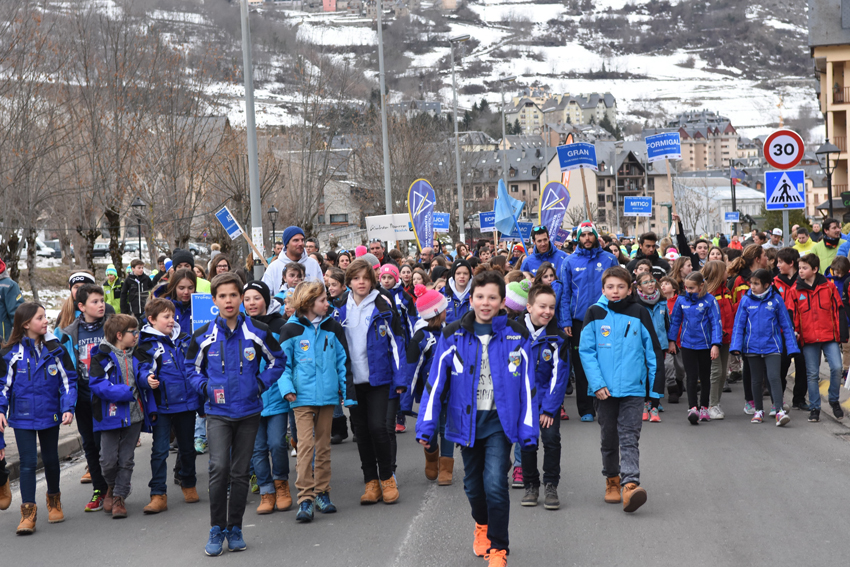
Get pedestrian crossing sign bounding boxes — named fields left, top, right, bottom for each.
left=764, top=170, right=805, bottom=211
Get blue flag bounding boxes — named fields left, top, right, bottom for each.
left=407, top=179, right=436, bottom=251
left=494, top=179, right=524, bottom=235
left=538, top=181, right=570, bottom=237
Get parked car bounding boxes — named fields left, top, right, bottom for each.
left=19, top=238, right=59, bottom=260
left=42, top=240, right=65, bottom=259
left=188, top=242, right=209, bottom=256
left=92, top=242, right=110, bottom=258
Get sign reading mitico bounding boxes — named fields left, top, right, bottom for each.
left=623, top=197, right=653, bottom=217
left=645, top=132, right=682, bottom=162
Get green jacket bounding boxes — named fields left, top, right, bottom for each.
left=103, top=278, right=123, bottom=313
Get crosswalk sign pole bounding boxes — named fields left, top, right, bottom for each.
left=782, top=210, right=789, bottom=247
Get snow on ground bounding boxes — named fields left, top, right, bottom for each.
left=467, top=2, right=566, bottom=24
left=148, top=9, right=209, bottom=26
left=297, top=22, right=378, bottom=46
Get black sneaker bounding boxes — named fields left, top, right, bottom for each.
left=808, top=409, right=820, bottom=422
left=792, top=402, right=811, bottom=411
left=722, top=384, right=732, bottom=393
left=543, top=483, right=560, bottom=510
left=830, top=401, right=845, bottom=420
left=521, top=485, right=539, bottom=507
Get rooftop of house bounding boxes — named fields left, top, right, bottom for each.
left=808, top=0, right=850, bottom=50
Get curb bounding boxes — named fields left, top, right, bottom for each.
left=6, top=433, right=84, bottom=482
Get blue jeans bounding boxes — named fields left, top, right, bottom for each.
left=332, top=403, right=345, bottom=419
left=460, top=431, right=512, bottom=553
left=150, top=410, right=197, bottom=495
left=803, top=342, right=843, bottom=410
left=194, top=415, right=206, bottom=442
left=251, top=412, right=290, bottom=494
left=15, top=426, right=60, bottom=503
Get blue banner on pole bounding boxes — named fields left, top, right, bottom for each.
left=623, top=197, right=653, bottom=217
left=645, top=132, right=682, bottom=162
left=407, top=179, right=436, bottom=251
left=479, top=211, right=495, bottom=232
left=538, top=181, right=570, bottom=237
left=724, top=211, right=740, bottom=223
left=433, top=212, right=450, bottom=233
left=556, top=142, right=598, bottom=172
left=215, top=207, right=243, bottom=240
left=191, top=293, right=218, bottom=333
left=499, top=222, right=533, bottom=241
left=553, top=227, right=571, bottom=246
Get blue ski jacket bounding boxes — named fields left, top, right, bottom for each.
left=730, top=288, right=799, bottom=356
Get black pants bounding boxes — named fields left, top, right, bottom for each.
left=0, top=458, right=8, bottom=485
left=207, top=414, right=261, bottom=530
left=780, top=348, right=808, bottom=406
left=520, top=415, right=561, bottom=487
left=570, top=319, right=595, bottom=417
left=75, top=392, right=108, bottom=493
left=350, top=384, right=393, bottom=482
left=742, top=357, right=753, bottom=403
left=681, top=347, right=711, bottom=409
left=386, top=396, right=400, bottom=473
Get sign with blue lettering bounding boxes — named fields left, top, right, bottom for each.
left=215, top=207, right=243, bottom=240
left=764, top=170, right=806, bottom=211
left=553, top=227, right=570, bottom=246
left=623, top=197, right=653, bottom=217
left=433, top=212, right=450, bottom=233
left=645, top=132, right=682, bottom=162
left=724, top=211, right=740, bottom=223
left=556, top=142, right=598, bottom=172
left=191, top=293, right=218, bottom=333
left=479, top=211, right=496, bottom=232
left=499, top=221, right=533, bottom=241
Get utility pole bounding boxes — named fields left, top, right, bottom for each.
left=241, top=0, right=264, bottom=279
left=377, top=0, right=392, bottom=219
left=450, top=35, right=470, bottom=245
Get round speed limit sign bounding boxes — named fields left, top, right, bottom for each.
left=764, top=130, right=804, bottom=170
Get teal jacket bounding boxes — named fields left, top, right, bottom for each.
left=277, top=314, right=354, bottom=408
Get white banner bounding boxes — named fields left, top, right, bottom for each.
left=365, top=214, right=415, bottom=241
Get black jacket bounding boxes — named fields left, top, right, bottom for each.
left=625, top=250, right=670, bottom=280
left=120, top=273, right=153, bottom=316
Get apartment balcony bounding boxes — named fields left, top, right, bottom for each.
left=833, top=86, right=850, bottom=104
left=834, top=136, right=847, bottom=153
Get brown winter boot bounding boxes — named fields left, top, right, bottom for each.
left=274, top=480, right=292, bottom=511
left=46, top=493, right=65, bottom=523
left=256, top=493, right=275, bottom=515
left=16, top=503, right=36, bottom=535
left=0, top=477, right=11, bottom=510
left=103, top=486, right=114, bottom=514
left=622, top=483, right=647, bottom=513
left=360, top=480, right=382, bottom=505
left=437, top=457, right=454, bottom=486
left=424, top=448, right=439, bottom=481
left=181, top=486, right=200, bottom=503
left=142, top=494, right=167, bottom=515
left=111, top=495, right=127, bottom=519
left=604, top=476, right=622, bottom=504
left=380, top=476, right=399, bottom=504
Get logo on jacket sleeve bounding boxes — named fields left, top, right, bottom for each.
left=601, top=325, right=611, bottom=337
left=299, top=340, right=310, bottom=351
left=243, top=347, right=256, bottom=362
left=47, top=364, right=58, bottom=376
left=542, top=348, right=552, bottom=362
left=508, top=351, right=521, bottom=373
left=379, top=325, right=388, bottom=337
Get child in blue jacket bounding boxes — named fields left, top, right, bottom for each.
left=444, top=259, right=473, bottom=326
left=633, top=272, right=669, bottom=422
left=0, top=302, right=77, bottom=533
left=379, top=263, right=416, bottom=435
left=136, top=297, right=201, bottom=514
left=90, top=314, right=157, bottom=519
left=667, top=271, right=722, bottom=425
left=416, top=271, right=537, bottom=565
left=579, top=267, right=664, bottom=514
left=730, top=269, right=799, bottom=425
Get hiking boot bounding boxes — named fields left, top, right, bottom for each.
left=809, top=408, right=821, bottom=422
left=182, top=486, right=200, bottom=503
left=103, top=486, right=114, bottom=514
left=687, top=407, right=699, bottom=425
left=604, top=476, right=621, bottom=503
left=16, top=503, right=36, bottom=535
left=622, top=483, right=647, bottom=513
left=380, top=476, right=399, bottom=504
left=226, top=526, right=246, bottom=552
left=511, top=466, right=523, bottom=488
left=830, top=401, right=845, bottom=420
left=205, top=526, right=225, bottom=556
left=0, top=477, right=12, bottom=510
left=274, top=480, right=292, bottom=511
left=256, top=494, right=275, bottom=515
left=296, top=500, right=314, bottom=523
left=543, top=483, right=560, bottom=510
left=46, top=493, right=64, bottom=523
left=80, top=468, right=91, bottom=484
left=143, top=494, right=168, bottom=514
left=473, top=523, right=491, bottom=557
left=668, top=390, right=680, bottom=404
left=521, top=484, right=539, bottom=507
left=111, top=495, right=127, bottom=519
left=438, top=457, right=454, bottom=486
left=315, top=491, right=337, bottom=513
left=649, top=408, right=661, bottom=422
left=84, top=490, right=105, bottom=512
left=485, top=548, right=508, bottom=567
left=360, top=480, right=382, bottom=505
left=424, top=448, right=439, bottom=481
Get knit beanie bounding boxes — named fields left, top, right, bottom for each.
left=164, top=258, right=173, bottom=272
left=68, top=271, right=96, bottom=289
left=414, top=284, right=447, bottom=320
left=355, top=245, right=367, bottom=258
left=172, top=249, right=194, bottom=269
left=505, top=279, right=531, bottom=312
left=244, top=281, right=271, bottom=310
left=282, top=226, right=305, bottom=249
left=664, top=248, right=679, bottom=261
left=380, top=263, right=400, bottom=283
left=361, top=253, right=380, bottom=269
left=430, top=266, right=448, bottom=282
left=577, top=221, right=599, bottom=240
left=449, top=258, right=472, bottom=281
left=106, top=264, right=118, bottom=277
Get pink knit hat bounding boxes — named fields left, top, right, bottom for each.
left=414, top=284, right=447, bottom=320
left=355, top=245, right=367, bottom=258
left=380, top=264, right=400, bottom=283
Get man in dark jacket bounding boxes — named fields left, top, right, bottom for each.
left=121, top=258, right=153, bottom=326
left=625, top=232, right=670, bottom=280
left=0, top=256, right=23, bottom=341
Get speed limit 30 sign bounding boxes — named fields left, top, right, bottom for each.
left=764, top=130, right=804, bottom=170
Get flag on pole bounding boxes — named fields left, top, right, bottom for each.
left=730, top=166, right=745, bottom=186
left=494, top=179, right=527, bottom=254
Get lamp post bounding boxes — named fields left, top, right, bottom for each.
left=499, top=75, right=516, bottom=190
left=816, top=139, right=841, bottom=219
left=267, top=205, right=278, bottom=250
left=449, top=34, right=470, bottom=245
left=131, top=197, right=145, bottom=260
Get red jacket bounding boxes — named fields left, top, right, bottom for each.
left=666, top=294, right=682, bottom=346
left=773, top=273, right=796, bottom=303
left=729, top=270, right=752, bottom=314
left=711, top=284, right=734, bottom=345
left=785, top=274, right=848, bottom=346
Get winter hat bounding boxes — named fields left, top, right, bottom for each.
left=414, top=284, right=447, bottom=320
left=380, top=264, right=400, bottom=283
left=244, top=280, right=271, bottom=310
left=430, top=266, right=448, bottom=282
left=361, top=253, right=380, bottom=270
left=354, top=245, right=367, bottom=258
left=282, top=226, right=305, bottom=249
left=577, top=221, right=599, bottom=240
left=172, top=249, right=194, bottom=269
left=449, top=258, right=473, bottom=281
left=68, top=271, right=96, bottom=289
left=164, top=258, right=173, bottom=272
left=664, top=247, right=679, bottom=261
left=106, top=264, right=118, bottom=277
left=505, top=279, right=531, bottom=312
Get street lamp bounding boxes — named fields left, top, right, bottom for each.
left=499, top=75, right=517, bottom=190
left=267, top=205, right=278, bottom=249
left=449, top=34, right=470, bottom=246
left=816, top=139, right=841, bottom=219
left=131, top=197, right=145, bottom=260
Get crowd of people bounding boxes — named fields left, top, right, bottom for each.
left=0, top=216, right=847, bottom=567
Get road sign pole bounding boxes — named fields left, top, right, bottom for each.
left=782, top=210, right=789, bottom=247
left=579, top=168, right=591, bottom=221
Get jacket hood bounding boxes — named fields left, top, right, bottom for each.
left=521, top=312, right=560, bottom=342
left=458, top=309, right=509, bottom=334
left=412, top=317, right=436, bottom=334
left=140, top=323, right=181, bottom=343
left=532, top=244, right=557, bottom=260
left=596, top=294, right=635, bottom=313
left=448, top=277, right=470, bottom=301
left=796, top=273, right=829, bottom=292
left=99, top=341, right=134, bottom=357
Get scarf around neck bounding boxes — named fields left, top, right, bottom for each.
left=636, top=288, right=661, bottom=305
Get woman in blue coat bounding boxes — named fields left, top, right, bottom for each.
left=0, top=303, right=77, bottom=533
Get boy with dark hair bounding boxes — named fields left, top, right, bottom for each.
left=187, top=272, right=285, bottom=556
left=416, top=271, right=537, bottom=567
left=121, top=258, right=153, bottom=326
left=579, top=266, right=664, bottom=513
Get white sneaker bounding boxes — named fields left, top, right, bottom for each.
left=776, top=410, right=791, bottom=427
left=769, top=409, right=777, bottom=417
left=743, top=401, right=755, bottom=415
left=708, top=406, right=725, bottom=420
left=290, top=448, right=297, bottom=457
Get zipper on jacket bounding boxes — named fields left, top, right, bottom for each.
left=27, top=358, right=32, bottom=382
left=624, top=322, right=630, bottom=338
left=238, top=339, right=243, bottom=374
left=220, top=337, right=226, bottom=373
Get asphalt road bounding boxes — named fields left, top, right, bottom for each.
left=2, top=401, right=849, bottom=566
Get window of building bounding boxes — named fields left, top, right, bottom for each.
left=522, top=189, right=526, bottom=196
left=511, top=184, right=519, bottom=192
left=532, top=183, right=538, bottom=191
left=318, top=215, right=325, bottom=224
left=329, top=214, right=348, bottom=224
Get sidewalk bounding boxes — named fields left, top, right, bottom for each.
left=4, top=418, right=83, bottom=481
